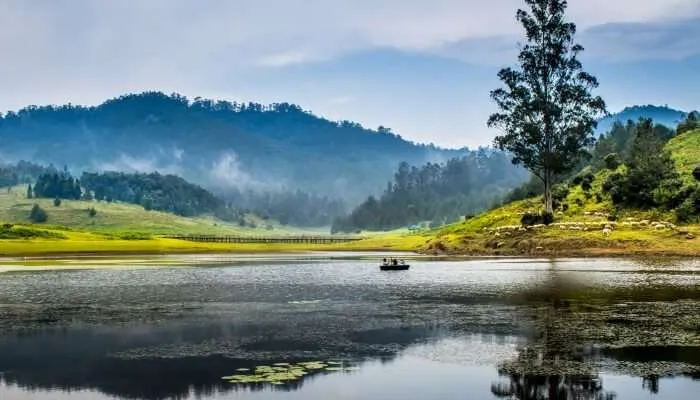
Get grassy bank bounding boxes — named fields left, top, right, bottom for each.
left=0, top=226, right=427, bottom=257
left=421, top=196, right=700, bottom=257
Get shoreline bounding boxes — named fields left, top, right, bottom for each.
left=3, top=229, right=700, bottom=262
left=2, top=241, right=700, bottom=260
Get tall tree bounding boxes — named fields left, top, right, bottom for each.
left=487, top=0, right=606, bottom=215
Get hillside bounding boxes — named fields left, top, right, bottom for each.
left=0, top=92, right=476, bottom=204
left=419, top=125, right=700, bottom=256
left=0, top=186, right=312, bottom=235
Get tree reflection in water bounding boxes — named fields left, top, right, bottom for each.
left=490, top=264, right=618, bottom=400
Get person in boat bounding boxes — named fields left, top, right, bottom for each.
left=392, top=258, right=398, bottom=266
left=382, top=258, right=388, bottom=265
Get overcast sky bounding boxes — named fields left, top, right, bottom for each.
left=1, top=0, right=699, bottom=148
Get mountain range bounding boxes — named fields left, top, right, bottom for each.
left=0, top=92, right=690, bottom=226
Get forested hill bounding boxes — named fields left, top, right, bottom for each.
left=332, top=151, right=529, bottom=232
left=0, top=92, right=472, bottom=203
left=596, top=105, right=687, bottom=135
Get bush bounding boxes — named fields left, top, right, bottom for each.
left=542, top=212, right=554, bottom=225
left=675, top=188, right=700, bottom=222
left=603, top=153, right=621, bottom=170
left=88, top=207, right=97, bottom=217
left=572, top=168, right=594, bottom=188
left=53, top=198, right=62, bottom=207
left=29, top=204, right=48, bottom=223
left=551, top=184, right=569, bottom=209
left=693, top=165, right=700, bottom=182
left=521, top=212, right=554, bottom=226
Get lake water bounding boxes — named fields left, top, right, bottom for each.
left=1, top=253, right=699, bottom=399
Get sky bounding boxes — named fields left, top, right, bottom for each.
left=1, top=0, right=699, bottom=149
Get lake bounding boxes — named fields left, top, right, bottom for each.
left=1, top=253, right=699, bottom=399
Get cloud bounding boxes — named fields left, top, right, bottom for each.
left=581, top=17, right=700, bottom=62
left=209, top=151, right=266, bottom=190
left=257, top=51, right=319, bottom=67
left=93, top=154, right=183, bottom=176
left=1, top=0, right=699, bottom=149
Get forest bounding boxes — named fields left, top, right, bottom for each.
left=0, top=91, right=470, bottom=205
left=331, top=151, right=528, bottom=232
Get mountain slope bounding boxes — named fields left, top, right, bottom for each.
left=418, top=123, right=700, bottom=256
left=0, top=186, right=301, bottom=235
left=0, top=92, right=475, bottom=204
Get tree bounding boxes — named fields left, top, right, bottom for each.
left=26, top=184, right=33, bottom=199
left=603, top=153, right=621, bottom=170
left=53, top=198, right=62, bottom=207
left=29, top=204, right=48, bottom=223
left=487, top=0, right=606, bottom=215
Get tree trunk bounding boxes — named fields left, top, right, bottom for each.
left=543, top=170, right=553, bottom=215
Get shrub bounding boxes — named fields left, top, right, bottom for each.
left=53, top=198, right=62, bottom=207
left=29, top=204, right=48, bottom=223
left=603, top=153, right=621, bottom=170
left=521, top=212, right=554, bottom=226
left=542, top=212, right=554, bottom=225
left=572, top=167, right=594, bottom=188
left=551, top=184, right=569, bottom=209
left=693, top=165, right=700, bottom=182
left=88, top=207, right=97, bottom=217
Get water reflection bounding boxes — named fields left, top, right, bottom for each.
left=0, top=256, right=699, bottom=399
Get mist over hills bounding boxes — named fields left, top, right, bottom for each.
left=0, top=92, right=470, bottom=203
left=0, top=93, right=690, bottom=228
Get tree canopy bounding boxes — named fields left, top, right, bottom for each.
left=488, top=0, right=606, bottom=215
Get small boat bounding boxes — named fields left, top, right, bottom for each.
left=380, top=263, right=410, bottom=271
left=379, top=258, right=410, bottom=271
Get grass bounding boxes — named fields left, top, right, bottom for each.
left=5, top=130, right=700, bottom=260
left=0, top=185, right=326, bottom=236
left=424, top=138, right=700, bottom=257
left=666, top=127, right=700, bottom=181
left=0, top=225, right=424, bottom=257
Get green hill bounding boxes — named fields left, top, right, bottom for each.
left=667, top=128, right=700, bottom=180
left=0, top=186, right=313, bottom=236
left=419, top=127, right=700, bottom=256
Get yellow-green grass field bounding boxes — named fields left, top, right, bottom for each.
left=4, top=126, right=700, bottom=260
left=0, top=228, right=426, bottom=257
left=0, top=185, right=326, bottom=236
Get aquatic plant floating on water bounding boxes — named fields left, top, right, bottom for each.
left=222, top=360, right=356, bottom=386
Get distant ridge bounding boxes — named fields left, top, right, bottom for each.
left=596, top=105, right=687, bottom=134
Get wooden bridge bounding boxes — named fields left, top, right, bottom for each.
left=162, top=234, right=365, bottom=244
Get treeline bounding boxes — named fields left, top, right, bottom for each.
left=0, top=91, right=470, bottom=204
left=223, top=189, right=346, bottom=227
left=0, top=161, right=57, bottom=188
left=31, top=171, right=81, bottom=200
left=331, top=151, right=528, bottom=232
left=79, top=171, right=242, bottom=220
left=27, top=169, right=244, bottom=221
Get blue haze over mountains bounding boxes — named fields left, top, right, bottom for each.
left=0, top=92, right=689, bottom=207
